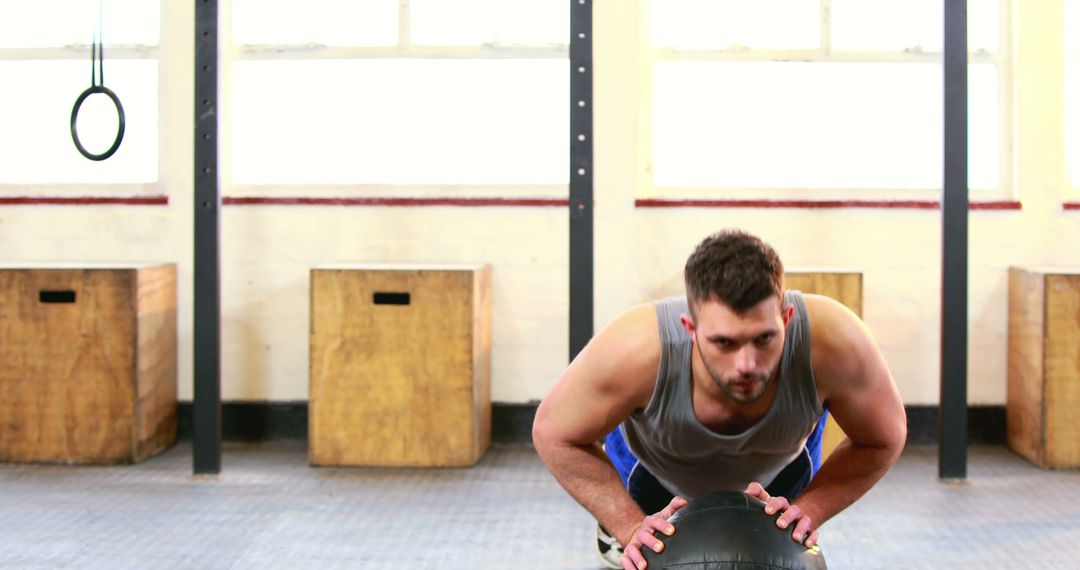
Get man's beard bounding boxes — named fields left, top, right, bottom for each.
left=704, top=364, right=776, bottom=404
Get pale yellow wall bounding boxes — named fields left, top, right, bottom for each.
left=220, top=207, right=568, bottom=401
left=1, top=1, right=1075, bottom=406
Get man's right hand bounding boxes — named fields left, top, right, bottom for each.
left=620, top=496, right=689, bottom=570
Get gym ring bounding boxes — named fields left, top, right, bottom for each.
left=70, top=85, right=126, bottom=162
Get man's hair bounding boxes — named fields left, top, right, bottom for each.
left=684, top=230, right=785, bottom=316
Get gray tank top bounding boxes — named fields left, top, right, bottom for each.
left=621, top=291, right=824, bottom=500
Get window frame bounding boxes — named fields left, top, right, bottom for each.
left=638, top=0, right=1015, bottom=205
left=0, top=3, right=165, bottom=200
left=1063, top=0, right=1080, bottom=205
left=222, top=0, right=571, bottom=201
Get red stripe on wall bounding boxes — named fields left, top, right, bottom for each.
left=0, top=195, right=1028, bottom=210
left=223, top=196, right=569, bottom=207
left=635, top=198, right=1022, bottom=210
left=1065, top=202, right=1080, bottom=210
left=970, top=201, right=1023, bottom=210
left=0, top=196, right=169, bottom=206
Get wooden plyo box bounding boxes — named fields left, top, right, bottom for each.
left=0, top=264, right=177, bottom=464
left=785, top=270, right=863, bottom=460
left=309, top=264, right=492, bottom=467
left=1008, top=267, right=1080, bottom=469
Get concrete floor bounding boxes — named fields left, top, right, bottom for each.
left=1, top=442, right=1078, bottom=569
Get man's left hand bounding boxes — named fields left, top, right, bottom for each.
left=743, top=482, right=819, bottom=547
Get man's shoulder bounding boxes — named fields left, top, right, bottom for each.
left=583, top=303, right=665, bottom=409
left=802, top=293, right=880, bottom=397
left=602, top=302, right=662, bottom=344
left=803, top=294, right=867, bottom=349
left=801, top=293, right=862, bottom=327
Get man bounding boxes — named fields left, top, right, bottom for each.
left=532, top=230, right=906, bottom=570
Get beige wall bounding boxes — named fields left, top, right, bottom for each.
left=1, top=1, right=1074, bottom=406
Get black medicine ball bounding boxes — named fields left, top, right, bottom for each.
left=641, top=491, right=828, bottom=569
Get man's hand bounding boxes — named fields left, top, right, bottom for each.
left=744, top=482, right=819, bottom=547
left=620, top=496, right=689, bottom=570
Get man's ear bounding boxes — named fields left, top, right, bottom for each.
left=680, top=312, right=696, bottom=342
left=782, top=304, right=795, bottom=327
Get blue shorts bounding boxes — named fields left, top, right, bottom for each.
left=604, top=411, right=829, bottom=515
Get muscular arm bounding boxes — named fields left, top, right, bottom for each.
left=793, top=295, right=907, bottom=530
left=532, top=304, right=661, bottom=547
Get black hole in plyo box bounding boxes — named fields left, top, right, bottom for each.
left=40, top=290, right=77, bottom=304
left=373, top=292, right=410, bottom=306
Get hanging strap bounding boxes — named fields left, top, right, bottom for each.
left=70, top=1, right=126, bottom=162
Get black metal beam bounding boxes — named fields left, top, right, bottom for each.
left=194, top=0, right=222, bottom=475
left=569, top=0, right=594, bottom=362
left=940, top=0, right=968, bottom=479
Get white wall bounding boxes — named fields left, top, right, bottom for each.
left=1, top=1, right=1075, bottom=407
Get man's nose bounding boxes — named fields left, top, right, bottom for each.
left=734, top=345, right=756, bottom=372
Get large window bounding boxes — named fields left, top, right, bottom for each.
left=647, top=0, right=1008, bottom=200
left=1065, top=0, right=1080, bottom=199
left=0, top=0, right=160, bottom=190
left=227, top=0, right=569, bottom=197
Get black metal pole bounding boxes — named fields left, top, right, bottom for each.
left=194, top=0, right=222, bottom=475
left=569, top=0, right=594, bottom=362
left=940, top=0, right=968, bottom=479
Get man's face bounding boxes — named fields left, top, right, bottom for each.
left=684, top=295, right=790, bottom=404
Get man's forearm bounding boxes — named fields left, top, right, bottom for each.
left=792, top=438, right=903, bottom=526
left=535, top=438, right=646, bottom=545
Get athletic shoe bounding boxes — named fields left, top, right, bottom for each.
left=595, top=523, right=624, bottom=569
